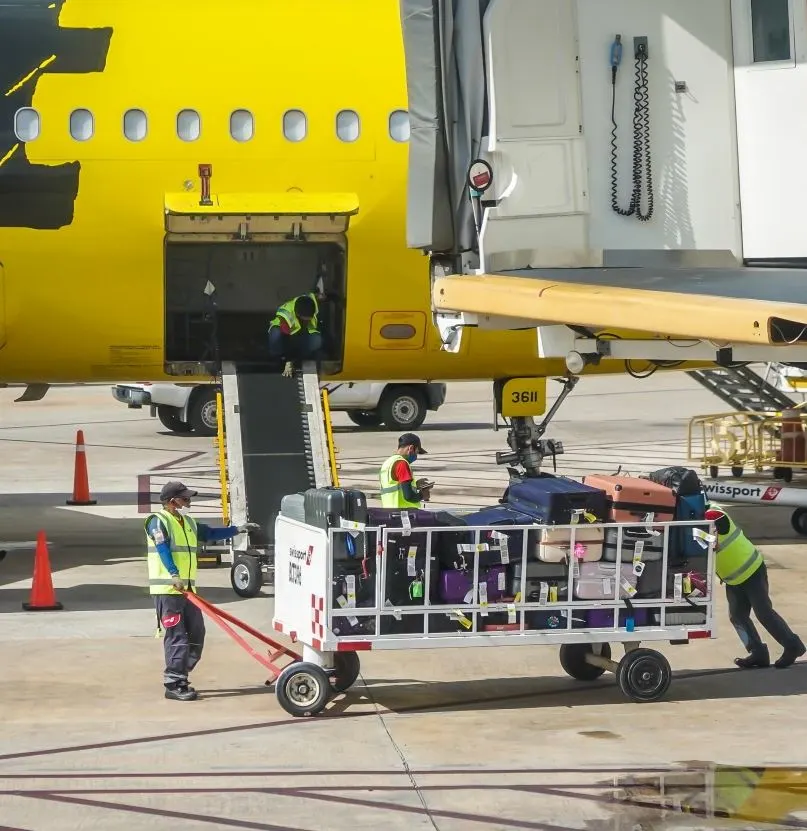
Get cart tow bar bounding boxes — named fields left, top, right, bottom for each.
left=183, top=591, right=302, bottom=685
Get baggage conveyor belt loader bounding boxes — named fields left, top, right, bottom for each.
left=217, top=360, right=337, bottom=597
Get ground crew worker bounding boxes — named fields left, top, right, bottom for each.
left=268, top=292, right=324, bottom=375
left=706, top=502, right=805, bottom=669
left=146, top=480, right=258, bottom=701
left=378, top=433, right=433, bottom=508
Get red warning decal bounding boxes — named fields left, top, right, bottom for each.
left=305, top=545, right=314, bottom=566
left=762, top=486, right=783, bottom=501
left=161, top=613, right=181, bottom=628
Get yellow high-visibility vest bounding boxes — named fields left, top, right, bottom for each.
left=711, top=503, right=763, bottom=586
left=379, top=454, right=420, bottom=509
left=145, top=510, right=198, bottom=595
left=270, top=293, right=319, bottom=335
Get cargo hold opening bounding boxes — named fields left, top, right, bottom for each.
left=162, top=192, right=357, bottom=374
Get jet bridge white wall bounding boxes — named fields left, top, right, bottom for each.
left=479, top=0, right=743, bottom=265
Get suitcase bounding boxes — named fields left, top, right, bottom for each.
left=573, top=562, right=638, bottom=600
left=510, top=560, right=569, bottom=600
left=304, top=487, right=369, bottom=561
left=526, top=608, right=587, bottom=631
left=280, top=492, right=306, bottom=523
left=603, top=527, right=664, bottom=563
left=331, top=560, right=376, bottom=636
left=538, top=525, right=604, bottom=563
left=438, top=564, right=507, bottom=604
left=460, top=505, right=539, bottom=568
left=636, top=554, right=709, bottom=598
left=646, top=466, right=703, bottom=496
left=582, top=474, right=675, bottom=524
left=651, top=606, right=707, bottom=626
left=673, top=492, right=710, bottom=559
left=502, top=473, right=608, bottom=525
left=586, top=607, right=650, bottom=628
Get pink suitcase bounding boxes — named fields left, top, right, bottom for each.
left=573, top=562, right=638, bottom=599
left=537, top=526, right=603, bottom=563
left=582, top=474, right=675, bottom=524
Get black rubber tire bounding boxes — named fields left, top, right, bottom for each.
left=347, top=410, right=383, bottom=428
left=230, top=555, right=262, bottom=598
left=559, top=642, right=611, bottom=681
left=709, top=465, right=719, bottom=479
left=276, top=662, right=331, bottom=717
left=616, top=648, right=672, bottom=703
left=379, top=386, right=427, bottom=431
left=731, top=466, right=744, bottom=478
left=791, top=508, right=807, bottom=536
left=157, top=406, right=192, bottom=434
left=188, top=387, right=219, bottom=437
left=330, top=652, right=361, bottom=692
left=783, top=467, right=794, bottom=483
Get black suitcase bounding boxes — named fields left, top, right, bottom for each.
left=304, top=486, right=369, bottom=561
left=458, top=505, right=540, bottom=569
left=502, top=473, right=608, bottom=525
left=331, top=558, right=376, bottom=636
left=509, top=560, right=569, bottom=600
left=636, top=554, right=709, bottom=598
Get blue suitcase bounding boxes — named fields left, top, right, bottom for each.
left=502, top=474, right=608, bottom=525
left=453, top=505, right=539, bottom=568
left=673, top=492, right=709, bottom=559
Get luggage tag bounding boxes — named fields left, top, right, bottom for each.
left=583, top=511, right=598, bottom=524
left=336, top=594, right=359, bottom=627
left=620, top=576, right=637, bottom=598
left=345, top=575, right=357, bottom=608
left=498, top=570, right=506, bottom=592
left=602, top=578, right=612, bottom=595
left=574, top=542, right=587, bottom=560
left=407, top=546, right=418, bottom=577
left=539, top=582, right=549, bottom=606
left=479, top=581, right=489, bottom=616
left=400, top=511, right=412, bottom=536
left=383, top=599, right=403, bottom=621
left=548, top=584, right=558, bottom=603
left=449, top=610, right=473, bottom=629
left=458, top=543, right=490, bottom=554
left=339, top=518, right=366, bottom=537
left=571, top=509, right=582, bottom=526
left=692, top=528, right=716, bottom=549
left=463, top=586, right=475, bottom=604
left=673, top=572, right=683, bottom=602
left=409, top=577, right=424, bottom=600
left=642, top=512, right=661, bottom=537
left=491, top=531, right=510, bottom=564
left=507, top=603, right=517, bottom=624
left=632, top=540, right=646, bottom=577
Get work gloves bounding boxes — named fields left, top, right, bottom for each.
left=171, top=574, right=186, bottom=592
left=282, top=361, right=294, bottom=378
left=237, top=522, right=261, bottom=534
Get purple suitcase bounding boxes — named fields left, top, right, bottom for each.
left=438, top=565, right=507, bottom=604
left=586, top=607, right=649, bottom=628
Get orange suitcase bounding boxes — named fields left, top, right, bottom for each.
left=581, top=474, right=675, bottom=524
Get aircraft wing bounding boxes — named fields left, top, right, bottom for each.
left=433, top=266, right=807, bottom=346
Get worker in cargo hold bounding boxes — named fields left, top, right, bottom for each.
left=268, top=292, right=324, bottom=376
left=146, top=480, right=259, bottom=701
left=705, top=502, right=805, bottom=670
left=379, top=433, right=433, bottom=508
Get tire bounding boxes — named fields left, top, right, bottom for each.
left=230, top=555, right=262, bottom=598
left=188, top=387, right=219, bottom=437
left=709, top=465, right=719, bottom=480
left=347, top=410, right=383, bottom=429
left=379, top=386, right=427, bottom=431
left=791, top=508, right=807, bottom=536
left=616, top=648, right=672, bottom=703
left=330, top=651, right=361, bottom=693
left=157, top=406, right=192, bottom=434
left=559, top=642, right=611, bottom=681
left=731, top=466, right=744, bottom=478
left=276, top=662, right=331, bottom=717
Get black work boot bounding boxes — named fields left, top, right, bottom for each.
left=734, top=651, right=770, bottom=669
left=775, top=641, right=806, bottom=669
left=165, top=684, right=197, bottom=701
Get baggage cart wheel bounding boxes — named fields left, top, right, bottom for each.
left=330, top=651, right=361, bottom=693
left=275, top=662, right=331, bottom=717
left=616, top=648, right=672, bottom=703
left=774, top=466, right=794, bottom=483
left=559, top=642, right=612, bottom=681
left=791, top=508, right=807, bottom=537
left=731, top=466, right=744, bottom=478
left=230, top=555, right=262, bottom=598
left=709, top=465, right=719, bottom=479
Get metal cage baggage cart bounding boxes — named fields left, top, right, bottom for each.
left=271, top=515, right=717, bottom=717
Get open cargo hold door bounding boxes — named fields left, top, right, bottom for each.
left=163, top=188, right=359, bottom=373
left=0, top=262, right=5, bottom=350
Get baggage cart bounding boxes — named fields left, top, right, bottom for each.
left=271, top=513, right=718, bottom=717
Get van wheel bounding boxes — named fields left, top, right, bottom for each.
left=189, top=388, right=219, bottom=437
left=380, top=386, right=427, bottom=431
left=347, top=410, right=382, bottom=428
left=231, top=555, right=262, bottom=597
left=157, top=406, right=192, bottom=434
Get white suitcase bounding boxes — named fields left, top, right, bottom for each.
left=573, top=562, right=637, bottom=599
left=538, top=526, right=604, bottom=563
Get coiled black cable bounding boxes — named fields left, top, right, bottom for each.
left=610, top=45, right=654, bottom=222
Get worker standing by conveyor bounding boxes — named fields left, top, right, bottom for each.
left=378, top=433, right=434, bottom=508
left=146, top=481, right=258, bottom=701
left=706, top=502, right=805, bottom=670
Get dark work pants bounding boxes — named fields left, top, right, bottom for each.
left=267, top=327, right=323, bottom=360
left=725, top=563, right=803, bottom=657
left=154, top=594, right=205, bottom=688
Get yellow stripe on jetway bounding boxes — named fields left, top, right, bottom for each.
left=433, top=274, right=807, bottom=346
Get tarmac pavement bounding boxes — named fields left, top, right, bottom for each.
left=1, top=375, right=806, bottom=830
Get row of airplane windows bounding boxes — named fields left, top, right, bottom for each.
left=11, top=107, right=412, bottom=144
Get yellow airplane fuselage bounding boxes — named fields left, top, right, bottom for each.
left=0, top=0, right=691, bottom=385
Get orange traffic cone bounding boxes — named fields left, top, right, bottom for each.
left=66, top=429, right=96, bottom=506
left=23, top=530, right=63, bottom=611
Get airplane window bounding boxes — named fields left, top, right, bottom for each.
left=283, top=109, right=307, bottom=142
left=177, top=109, right=201, bottom=142
left=380, top=324, right=416, bottom=340
left=69, top=108, right=94, bottom=141
left=336, top=109, right=360, bottom=143
left=388, top=109, right=410, bottom=143
left=13, top=108, right=40, bottom=141
left=230, top=109, right=254, bottom=142
left=123, top=109, right=148, bottom=142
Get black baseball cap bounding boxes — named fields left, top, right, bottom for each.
left=160, top=480, right=198, bottom=502
left=399, top=433, right=427, bottom=454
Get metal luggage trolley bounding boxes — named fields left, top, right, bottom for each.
left=271, top=514, right=717, bottom=717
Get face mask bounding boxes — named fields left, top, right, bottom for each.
left=176, top=505, right=190, bottom=517
left=406, top=453, right=417, bottom=465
